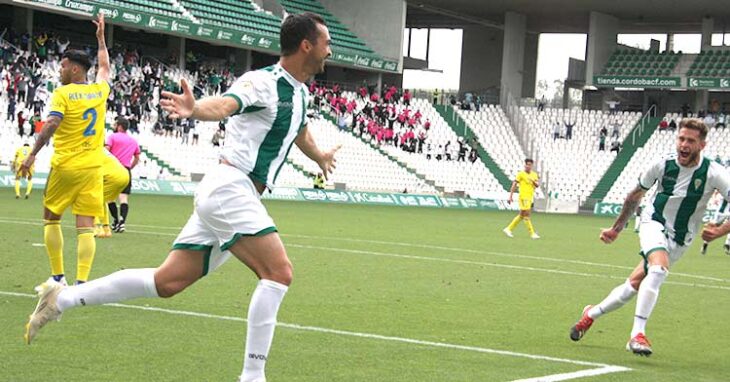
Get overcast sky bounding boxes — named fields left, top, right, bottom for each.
left=402, top=29, right=730, bottom=94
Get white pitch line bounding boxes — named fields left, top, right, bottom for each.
left=288, top=244, right=730, bottom=292
left=5, top=218, right=730, bottom=291
left=2, top=217, right=727, bottom=284
left=1, top=290, right=630, bottom=381
left=511, top=366, right=632, bottom=382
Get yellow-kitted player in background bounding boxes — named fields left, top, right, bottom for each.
left=95, top=150, right=131, bottom=238
left=19, top=13, right=111, bottom=288
left=503, top=158, right=540, bottom=239
left=12, top=142, right=34, bottom=199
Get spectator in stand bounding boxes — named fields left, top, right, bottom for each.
left=211, top=128, right=224, bottom=147
left=681, top=103, right=690, bottom=118
left=17, top=110, right=26, bottom=137
left=28, top=110, right=41, bottom=137
left=703, top=113, right=716, bottom=128
left=358, top=85, right=367, bottom=100
left=606, top=99, right=619, bottom=114
left=432, top=88, right=439, bottom=105
left=599, top=133, right=606, bottom=151
left=403, top=89, right=411, bottom=106
left=611, top=121, right=621, bottom=139
left=190, top=119, right=199, bottom=145
left=457, top=138, right=467, bottom=162
left=668, top=118, right=677, bottom=130
left=537, top=95, right=546, bottom=112
left=475, top=95, right=482, bottom=112
left=7, top=94, right=16, bottom=122
left=181, top=118, right=190, bottom=144
left=17, top=73, right=27, bottom=104
left=469, top=147, right=478, bottom=163
left=564, top=119, right=575, bottom=140
left=599, top=125, right=608, bottom=138
left=553, top=120, right=561, bottom=140
left=610, top=138, right=621, bottom=155
left=444, top=140, right=452, bottom=160
left=658, top=117, right=669, bottom=130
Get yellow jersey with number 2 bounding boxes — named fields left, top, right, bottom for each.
left=49, top=81, right=111, bottom=170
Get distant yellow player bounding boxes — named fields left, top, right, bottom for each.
left=19, top=13, right=111, bottom=288
left=503, top=158, right=540, bottom=239
left=95, top=150, right=130, bottom=238
left=12, top=142, right=34, bottom=199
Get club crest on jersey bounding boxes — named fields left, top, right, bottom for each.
left=694, top=179, right=703, bottom=190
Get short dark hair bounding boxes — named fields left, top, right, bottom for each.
left=525, top=158, right=534, bottom=164
left=280, top=12, right=326, bottom=56
left=62, top=49, right=92, bottom=72
left=115, top=116, right=130, bottom=131
left=679, top=118, right=708, bottom=140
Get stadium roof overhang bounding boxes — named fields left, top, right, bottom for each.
left=406, top=0, right=730, bottom=34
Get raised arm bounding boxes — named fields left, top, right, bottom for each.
left=600, top=185, right=646, bottom=244
left=92, top=13, right=111, bottom=84
left=294, top=125, right=340, bottom=180
left=160, top=79, right=238, bottom=121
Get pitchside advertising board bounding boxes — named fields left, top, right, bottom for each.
left=594, top=202, right=719, bottom=223
left=593, top=75, right=682, bottom=88
left=0, top=171, right=516, bottom=211
left=25, top=0, right=399, bottom=72
left=686, top=77, right=730, bottom=89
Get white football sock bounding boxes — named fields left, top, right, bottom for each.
left=587, top=279, right=637, bottom=319
left=56, top=268, right=158, bottom=312
left=725, top=234, right=730, bottom=246
left=240, top=279, right=288, bottom=382
left=631, top=265, right=668, bottom=337
left=634, top=217, right=641, bottom=231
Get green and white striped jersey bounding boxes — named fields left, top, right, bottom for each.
left=639, top=156, right=730, bottom=245
left=222, top=63, right=309, bottom=188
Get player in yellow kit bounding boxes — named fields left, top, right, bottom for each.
left=19, top=14, right=111, bottom=287
left=95, top=150, right=131, bottom=238
left=503, top=158, right=541, bottom=239
left=12, top=142, right=34, bottom=199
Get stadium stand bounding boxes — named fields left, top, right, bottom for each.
left=601, top=49, right=681, bottom=77
left=687, top=49, right=730, bottom=77
left=278, top=0, right=375, bottom=56
left=339, top=91, right=505, bottom=195
left=178, top=0, right=281, bottom=37
left=518, top=107, right=641, bottom=202
left=448, top=105, right=526, bottom=186
left=287, top=118, right=437, bottom=193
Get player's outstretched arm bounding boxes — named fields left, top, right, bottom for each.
left=600, top=185, right=646, bottom=244
left=160, top=79, right=238, bottom=121
left=19, top=115, right=61, bottom=176
left=92, top=13, right=111, bottom=84
left=702, top=221, right=730, bottom=242
left=295, top=125, right=340, bottom=180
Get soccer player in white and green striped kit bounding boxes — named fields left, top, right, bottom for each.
left=25, top=12, right=339, bottom=382
left=570, top=118, right=730, bottom=356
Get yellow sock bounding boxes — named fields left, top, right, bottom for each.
left=25, top=180, right=33, bottom=196
left=76, top=228, right=96, bottom=283
left=524, top=218, right=536, bottom=235
left=44, top=220, right=64, bottom=276
left=14, top=179, right=21, bottom=197
left=507, top=215, right=522, bottom=231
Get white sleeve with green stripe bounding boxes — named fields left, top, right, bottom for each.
left=223, top=71, right=269, bottom=115
left=638, top=159, right=665, bottom=190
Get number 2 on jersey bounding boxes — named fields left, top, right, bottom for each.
left=82, top=108, right=98, bottom=137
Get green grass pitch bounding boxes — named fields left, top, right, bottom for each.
left=1, top=188, right=729, bottom=381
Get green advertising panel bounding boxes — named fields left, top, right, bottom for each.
left=686, top=77, right=730, bottom=89
left=594, top=75, right=682, bottom=88
left=594, top=202, right=715, bottom=222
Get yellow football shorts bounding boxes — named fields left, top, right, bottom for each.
left=102, top=157, right=130, bottom=203
left=519, top=198, right=533, bottom=211
left=44, top=167, right=104, bottom=217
